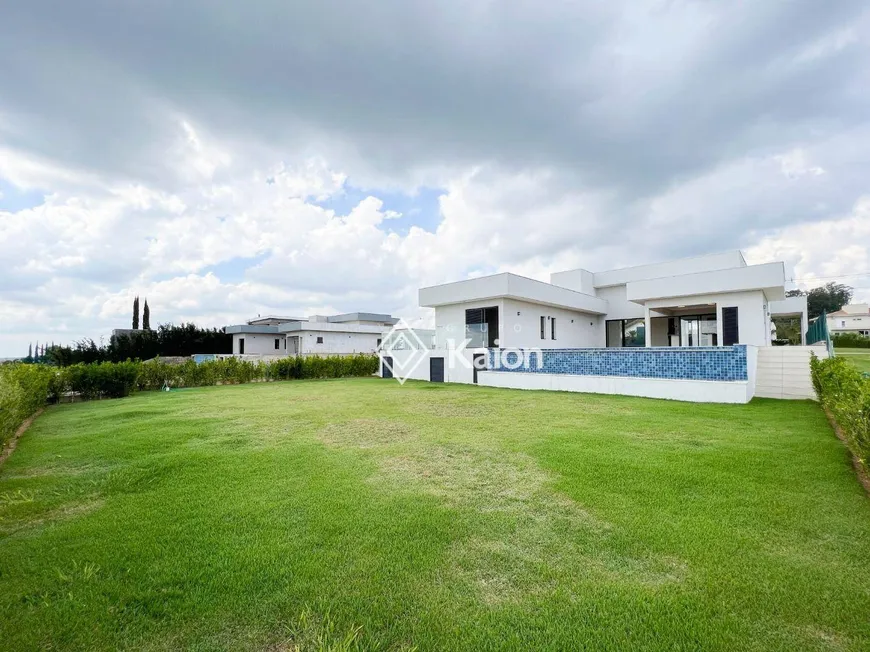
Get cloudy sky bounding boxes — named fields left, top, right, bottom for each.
left=2, top=1, right=869, bottom=356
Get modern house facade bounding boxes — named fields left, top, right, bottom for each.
left=380, top=252, right=820, bottom=402
left=826, top=304, right=870, bottom=337
left=226, top=313, right=398, bottom=358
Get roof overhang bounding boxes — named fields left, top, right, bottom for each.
left=625, top=262, right=786, bottom=303
left=419, top=273, right=608, bottom=315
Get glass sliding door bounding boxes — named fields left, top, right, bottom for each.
left=679, top=314, right=717, bottom=346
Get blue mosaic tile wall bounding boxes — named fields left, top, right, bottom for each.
left=487, top=346, right=747, bottom=382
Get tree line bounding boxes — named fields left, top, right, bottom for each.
left=25, top=323, right=232, bottom=367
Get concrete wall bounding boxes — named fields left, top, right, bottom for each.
left=297, top=330, right=382, bottom=354
left=478, top=371, right=750, bottom=404
left=500, top=298, right=603, bottom=348
left=378, top=348, right=475, bottom=384
left=754, top=345, right=829, bottom=400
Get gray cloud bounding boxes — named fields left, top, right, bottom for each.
left=2, top=1, right=868, bottom=196
left=2, top=0, right=870, bottom=355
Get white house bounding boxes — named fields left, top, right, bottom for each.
left=226, top=312, right=398, bottom=358
left=421, top=251, right=804, bottom=352
left=827, top=304, right=870, bottom=337
left=380, top=252, right=821, bottom=403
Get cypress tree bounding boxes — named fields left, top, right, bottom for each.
left=143, top=299, right=151, bottom=330
left=34, top=341, right=39, bottom=362
left=133, top=296, right=140, bottom=329
left=28, top=343, right=32, bottom=359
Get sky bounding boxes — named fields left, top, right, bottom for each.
left=1, top=1, right=870, bottom=357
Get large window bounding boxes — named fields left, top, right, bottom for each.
left=605, top=319, right=646, bottom=347
left=465, top=307, right=499, bottom=348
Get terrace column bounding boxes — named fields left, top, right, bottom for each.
left=716, top=304, right=723, bottom=346
left=644, top=307, right=652, bottom=347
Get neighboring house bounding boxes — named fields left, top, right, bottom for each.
left=826, top=304, right=870, bottom=337
left=380, top=251, right=818, bottom=403
left=225, top=313, right=398, bottom=357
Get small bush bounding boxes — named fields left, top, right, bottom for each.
left=810, top=354, right=870, bottom=473
left=0, top=364, right=53, bottom=449
left=832, top=332, right=870, bottom=349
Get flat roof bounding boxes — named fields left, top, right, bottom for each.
left=225, top=324, right=281, bottom=334
left=419, top=272, right=608, bottom=315
left=327, top=312, right=398, bottom=324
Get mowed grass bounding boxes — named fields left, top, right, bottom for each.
left=1, top=379, right=869, bottom=651
left=835, top=348, right=870, bottom=374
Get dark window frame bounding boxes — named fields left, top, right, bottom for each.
left=464, top=306, right=499, bottom=347
left=316, top=336, right=324, bottom=344
left=551, top=317, right=556, bottom=340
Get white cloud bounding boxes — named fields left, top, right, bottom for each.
left=745, top=196, right=870, bottom=302
left=2, top=2, right=870, bottom=355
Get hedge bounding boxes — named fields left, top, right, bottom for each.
left=1, top=355, right=380, bottom=449
left=832, top=333, right=870, bottom=349
left=810, top=354, right=870, bottom=475
left=0, top=364, right=54, bottom=450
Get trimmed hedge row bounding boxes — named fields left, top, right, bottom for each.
left=810, top=354, right=870, bottom=474
left=0, top=364, right=54, bottom=449
left=1, top=355, right=380, bottom=444
left=135, top=355, right=379, bottom=391
left=832, top=333, right=870, bottom=349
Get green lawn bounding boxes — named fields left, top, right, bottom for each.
left=835, top=348, right=870, bottom=374
left=1, top=379, right=869, bottom=651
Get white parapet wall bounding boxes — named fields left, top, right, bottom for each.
left=754, top=345, right=829, bottom=400
left=478, top=371, right=751, bottom=404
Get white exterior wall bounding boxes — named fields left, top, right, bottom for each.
left=592, top=251, right=747, bottom=288
left=233, top=333, right=286, bottom=356
left=593, top=285, right=644, bottom=320
left=433, top=299, right=506, bottom=349
left=646, top=290, right=771, bottom=347
left=828, top=313, right=870, bottom=333
left=379, top=348, right=476, bottom=384
left=626, top=262, right=785, bottom=302
left=433, top=298, right=603, bottom=349
left=478, top=371, right=750, bottom=404
left=500, top=298, right=603, bottom=348
left=297, top=330, right=382, bottom=354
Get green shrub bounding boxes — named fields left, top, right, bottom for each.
left=832, top=332, right=870, bottom=349
left=810, top=354, right=870, bottom=473
left=2, top=355, right=379, bottom=445
left=0, top=364, right=53, bottom=449
left=54, top=361, right=140, bottom=400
